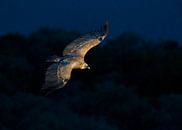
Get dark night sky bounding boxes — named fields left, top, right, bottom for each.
left=1, top=0, right=182, bottom=41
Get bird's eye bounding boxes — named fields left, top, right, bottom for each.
left=98, top=37, right=103, bottom=41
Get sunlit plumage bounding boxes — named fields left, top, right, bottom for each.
left=41, top=22, right=109, bottom=95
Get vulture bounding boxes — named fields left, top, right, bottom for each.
left=41, top=22, right=109, bottom=95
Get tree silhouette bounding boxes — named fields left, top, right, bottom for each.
left=0, top=27, right=182, bottom=130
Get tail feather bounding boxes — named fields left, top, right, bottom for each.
left=46, top=55, right=63, bottom=62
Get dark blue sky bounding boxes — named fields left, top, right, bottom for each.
left=1, top=0, right=182, bottom=41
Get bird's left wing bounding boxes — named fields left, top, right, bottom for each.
left=41, top=59, right=73, bottom=95
left=63, top=22, right=109, bottom=58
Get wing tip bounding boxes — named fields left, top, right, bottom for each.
left=40, top=78, right=69, bottom=96
left=40, top=84, right=64, bottom=96
left=102, top=21, right=109, bottom=36
left=104, top=21, right=109, bottom=28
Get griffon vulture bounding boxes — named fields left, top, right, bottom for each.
left=41, top=22, right=109, bottom=95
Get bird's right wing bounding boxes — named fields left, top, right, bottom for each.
left=41, top=59, right=73, bottom=95
left=63, top=22, right=109, bottom=58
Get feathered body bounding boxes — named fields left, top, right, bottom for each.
left=41, top=22, right=109, bottom=95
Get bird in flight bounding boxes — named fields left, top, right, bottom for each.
left=41, top=22, right=109, bottom=95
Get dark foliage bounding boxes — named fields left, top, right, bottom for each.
left=0, top=27, right=182, bottom=130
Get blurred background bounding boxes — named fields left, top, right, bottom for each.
left=0, top=0, right=182, bottom=130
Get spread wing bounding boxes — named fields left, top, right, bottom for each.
left=63, top=22, right=109, bottom=58
left=41, top=59, right=73, bottom=95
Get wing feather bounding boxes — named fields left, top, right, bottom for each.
left=41, top=60, right=73, bottom=95
left=63, top=22, right=109, bottom=58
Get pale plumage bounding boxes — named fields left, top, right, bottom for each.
left=41, top=22, right=109, bottom=95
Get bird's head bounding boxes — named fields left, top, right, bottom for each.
left=81, top=63, right=90, bottom=69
